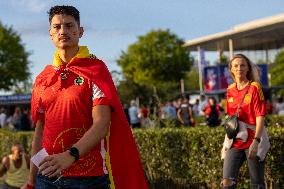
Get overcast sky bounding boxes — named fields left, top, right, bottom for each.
left=0, top=0, right=284, bottom=81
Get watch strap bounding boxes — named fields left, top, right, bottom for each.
left=254, top=137, right=261, bottom=143
left=68, top=147, right=79, bottom=162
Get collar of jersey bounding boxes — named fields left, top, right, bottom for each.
left=52, top=46, right=90, bottom=67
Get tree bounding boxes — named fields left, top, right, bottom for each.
left=111, top=70, right=122, bottom=86
left=117, top=29, right=193, bottom=100
left=116, top=79, right=152, bottom=105
left=270, top=49, right=284, bottom=87
left=0, top=22, right=31, bottom=91
left=270, top=49, right=284, bottom=95
left=184, top=68, right=199, bottom=91
left=216, top=54, right=229, bottom=65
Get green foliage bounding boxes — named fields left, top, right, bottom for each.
left=0, top=22, right=31, bottom=91
left=134, top=127, right=284, bottom=188
left=0, top=130, right=33, bottom=158
left=184, top=69, right=199, bottom=91
left=270, top=50, right=284, bottom=87
left=215, top=54, right=229, bottom=65
left=265, top=115, right=284, bottom=127
left=117, top=79, right=153, bottom=105
left=1, top=120, right=283, bottom=188
left=117, top=29, right=193, bottom=100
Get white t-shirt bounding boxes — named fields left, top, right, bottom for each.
left=198, top=100, right=207, bottom=116
left=0, top=113, right=7, bottom=127
left=275, top=102, right=284, bottom=115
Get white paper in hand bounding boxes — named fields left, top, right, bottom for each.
left=31, top=148, right=49, bottom=168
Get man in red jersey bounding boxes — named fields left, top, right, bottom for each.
left=24, top=5, right=148, bottom=189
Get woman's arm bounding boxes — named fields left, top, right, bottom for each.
left=254, top=116, right=265, bottom=138
left=177, top=109, right=183, bottom=124
left=248, top=116, right=265, bottom=159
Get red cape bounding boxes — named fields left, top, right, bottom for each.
left=31, top=57, right=149, bottom=189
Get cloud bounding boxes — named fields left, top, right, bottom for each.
left=11, top=0, right=48, bottom=13
left=16, top=21, right=49, bottom=37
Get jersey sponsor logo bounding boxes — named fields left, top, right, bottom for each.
left=53, top=127, right=97, bottom=176
left=244, top=94, right=252, bottom=104
left=74, top=76, right=84, bottom=85
left=228, top=97, right=234, bottom=103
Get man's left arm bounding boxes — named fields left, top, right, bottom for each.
left=39, top=105, right=111, bottom=177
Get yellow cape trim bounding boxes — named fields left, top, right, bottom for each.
left=106, top=124, right=115, bottom=189
left=52, top=46, right=90, bottom=67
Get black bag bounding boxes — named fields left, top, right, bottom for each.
left=222, top=81, right=251, bottom=139
left=222, top=114, right=239, bottom=139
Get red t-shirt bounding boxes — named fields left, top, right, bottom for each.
left=37, top=68, right=110, bottom=177
left=226, top=82, right=266, bottom=149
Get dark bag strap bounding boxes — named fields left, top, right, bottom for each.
left=235, top=81, right=252, bottom=117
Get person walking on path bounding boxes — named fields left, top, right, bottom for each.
left=128, top=100, right=141, bottom=128
left=177, top=97, right=195, bottom=127
left=203, top=97, right=223, bottom=127
left=221, top=54, right=270, bottom=189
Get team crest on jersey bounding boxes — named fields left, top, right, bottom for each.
left=74, top=76, right=84, bottom=85
left=244, top=94, right=252, bottom=104
left=228, top=97, right=234, bottom=103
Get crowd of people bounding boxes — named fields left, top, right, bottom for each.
left=123, top=93, right=284, bottom=129
left=1, top=95, right=283, bottom=132
left=124, top=94, right=224, bottom=128
left=0, top=107, right=33, bottom=131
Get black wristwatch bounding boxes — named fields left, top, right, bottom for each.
left=254, top=137, right=261, bottom=143
left=68, top=147, right=80, bottom=162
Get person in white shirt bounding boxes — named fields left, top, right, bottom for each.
left=275, top=97, right=284, bottom=115
left=0, top=107, right=7, bottom=128
left=198, top=95, right=207, bottom=116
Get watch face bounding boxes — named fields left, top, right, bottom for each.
left=69, top=147, right=79, bottom=161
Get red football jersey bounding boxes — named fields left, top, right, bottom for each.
left=32, top=46, right=149, bottom=189
left=34, top=48, right=110, bottom=177
left=226, top=82, right=266, bottom=149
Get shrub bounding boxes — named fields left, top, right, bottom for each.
left=0, top=124, right=283, bottom=188
left=265, top=115, right=284, bottom=127
left=133, top=126, right=284, bottom=189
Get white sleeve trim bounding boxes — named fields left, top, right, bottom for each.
left=92, top=83, right=105, bottom=101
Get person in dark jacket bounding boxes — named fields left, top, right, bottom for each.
left=204, top=97, right=223, bottom=127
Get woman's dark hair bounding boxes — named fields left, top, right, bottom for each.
left=208, top=97, right=216, bottom=105
left=48, top=5, right=80, bottom=25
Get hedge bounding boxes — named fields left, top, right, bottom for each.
left=133, top=126, right=284, bottom=189
left=0, top=125, right=283, bottom=188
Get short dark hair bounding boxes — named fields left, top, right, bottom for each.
left=48, top=5, right=80, bottom=25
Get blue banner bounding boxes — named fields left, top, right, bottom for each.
left=204, top=64, right=268, bottom=92
left=0, top=94, right=31, bottom=105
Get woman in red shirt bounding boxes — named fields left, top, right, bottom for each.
left=203, top=97, right=223, bottom=127
left=221, top=54, right=268, bottom=189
